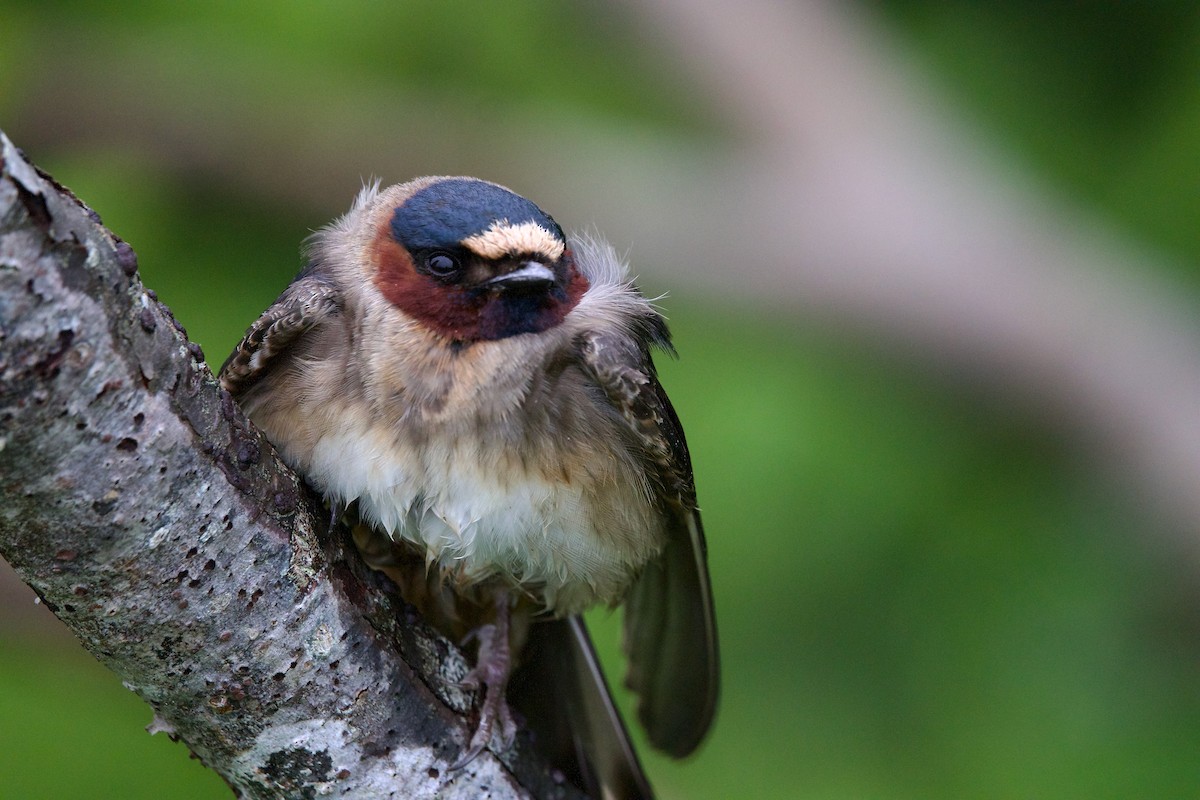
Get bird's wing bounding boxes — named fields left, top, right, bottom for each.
left=218, top=273, right=341, bottom=396
left=578, top=328, right=720, bottom=758
left=510, top=615, right=655, bottom=800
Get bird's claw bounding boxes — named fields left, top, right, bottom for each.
left=450, top=593, right=516, bottom=769
left=449, top=682, right=517, bottom=769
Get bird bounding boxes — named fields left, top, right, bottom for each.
left=218, top=176, right=718, bottom=798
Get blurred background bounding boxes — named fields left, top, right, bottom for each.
left=3, top=1, right=1200, bottom=797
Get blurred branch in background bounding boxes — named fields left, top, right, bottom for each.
left=9, top=0, right=1200, bottom=540
left=632, top=0, right=1200, bottom=540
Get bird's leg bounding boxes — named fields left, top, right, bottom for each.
left=451, top=587, right=518, bottom=768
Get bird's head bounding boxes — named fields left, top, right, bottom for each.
left=353, top=176, right=589, bottom=343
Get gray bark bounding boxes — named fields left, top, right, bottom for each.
left=0, top=131, right=582, bottom=798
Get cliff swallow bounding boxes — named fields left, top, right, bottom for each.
left=219, top=177, right=718, bottom=798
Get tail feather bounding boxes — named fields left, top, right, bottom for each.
left=509, top=616, right=654, bottom=800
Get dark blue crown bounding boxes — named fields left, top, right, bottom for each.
left=390, top=178, right=563, bottom=252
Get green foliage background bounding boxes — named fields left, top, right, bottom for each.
left=2, top=2, right=1200, bottom=797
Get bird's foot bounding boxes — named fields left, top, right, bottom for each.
left=450, top=593, right=517, bottom=768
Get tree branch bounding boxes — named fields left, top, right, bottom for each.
left=0, top=131, right=581, bottom=799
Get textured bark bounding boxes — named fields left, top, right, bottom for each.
left=0, top=131, right=583, bottom=799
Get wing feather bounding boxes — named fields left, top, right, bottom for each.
left=578, top=327, right=719, bottom=758
left=218, top=274, right=341, bottom=396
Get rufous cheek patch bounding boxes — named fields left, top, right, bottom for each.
left=371, top=223, right=484, bottom=341
left=371, top=223, right=420, bottom=307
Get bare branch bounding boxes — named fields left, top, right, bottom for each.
left=0, top=131, right=581, bottom=799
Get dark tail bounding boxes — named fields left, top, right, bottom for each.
left=509, top=615, right=655, bottom=799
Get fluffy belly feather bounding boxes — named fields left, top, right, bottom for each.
left=300, top=417, right=664, bottom=615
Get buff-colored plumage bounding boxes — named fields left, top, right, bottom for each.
left=231, top=183, right=664, bottom=612
left=220, top=178, right=718, bottom=799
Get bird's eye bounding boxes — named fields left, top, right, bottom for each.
left=425, top=252, right=460, bottom=278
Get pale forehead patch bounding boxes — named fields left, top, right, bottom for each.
left=461, top=219, right=565, bottom=262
